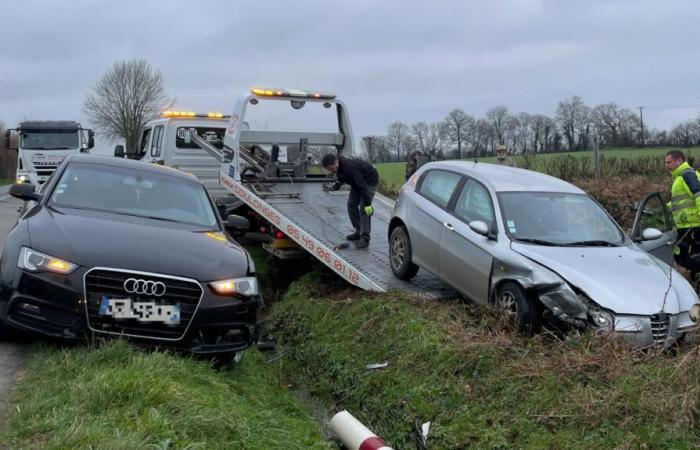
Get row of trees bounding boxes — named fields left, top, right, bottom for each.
left=363, top=96, right=700, bottom=163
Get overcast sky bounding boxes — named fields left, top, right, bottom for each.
left=1, top=0, right=699, bottom=154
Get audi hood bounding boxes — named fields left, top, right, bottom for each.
left=25, top=206, right=249, bottom=281
left=511, top=242, right=699, bottom=315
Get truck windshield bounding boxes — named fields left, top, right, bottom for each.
left=499, top=192, right=624, bottom=246
left=21, top=131, right=79, bottom=150
left=49, top=163, right=218, bottom=229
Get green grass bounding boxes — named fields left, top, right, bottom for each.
left=0, top=340, right=332, bottom=449
left=375, top=146, right=700, bottom=188
left=268, top=272, right=700, bottom=449
left=0, top=178, right=13, bottom=186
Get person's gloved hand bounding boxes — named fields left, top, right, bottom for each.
left=331, top=181, right=343, bottom=191
left=363, top=205, right=374, bottom=216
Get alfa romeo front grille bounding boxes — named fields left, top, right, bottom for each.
left=84, top=268, right=202, bottom=340
left=650, top=314, right=670, bottom=345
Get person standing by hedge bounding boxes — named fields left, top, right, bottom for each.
left=665, top=149, right=700, bottom=278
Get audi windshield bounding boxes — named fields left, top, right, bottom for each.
left=498, top=192, right=625, bottom=246
left=49, top=163, right=218, bottom=228
left=21, top=130, right=79, bottom=150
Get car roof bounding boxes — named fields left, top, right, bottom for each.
left=65, top=154, right=201, bottom=183
left=422, top=161, right=585, bottom=194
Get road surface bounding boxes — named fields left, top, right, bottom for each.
left=0, top=185, right=24, bottom=417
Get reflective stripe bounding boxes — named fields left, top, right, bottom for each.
left=672, top=194, right=690, bottom=202
left=672, top=201, right=696, bottom=212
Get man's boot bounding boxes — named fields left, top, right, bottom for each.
left=355, top=237, right=369, bottom=249
left=346, top=231, right=360, bottom=241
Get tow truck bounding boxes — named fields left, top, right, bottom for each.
left=191, top=87, right=454, bottom=298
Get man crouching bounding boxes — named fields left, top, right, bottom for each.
left=322, top=153, right=379, bottom=249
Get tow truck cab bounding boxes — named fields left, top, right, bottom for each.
left=4, top=121, right=94, bottom=186
left=127, top=112, right=231, bottom=199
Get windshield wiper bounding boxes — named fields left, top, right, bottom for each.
left=513, top=238, right=560, bottom=246
left=562, top=240, right=619, bottom=247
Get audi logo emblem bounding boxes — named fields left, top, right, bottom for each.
left=123, top=278, right=166, bottom=297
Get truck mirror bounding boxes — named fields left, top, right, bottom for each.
left=4, top=130, right=17, bottom=150
left=3, top=130, right=10, bottom=149
left=114, top=145, right=125, bottom=158
left=88, top=130, right=95, bottom=149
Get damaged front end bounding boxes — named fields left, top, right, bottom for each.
left=491, top=254, right=700, bottom=348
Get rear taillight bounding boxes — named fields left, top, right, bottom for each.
left=274, top=230, right=285, bottom=239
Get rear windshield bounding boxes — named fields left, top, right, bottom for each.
left=49, top=163, right=218, bottom=228
left=176, top=126, right=226, bottom=149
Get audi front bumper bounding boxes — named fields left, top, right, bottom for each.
left=0, top=267, right=260, bottom=356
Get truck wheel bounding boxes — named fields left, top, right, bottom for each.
left=389, top=226, right=419, bottom=280
left=496, top=281, right=541, bottom=334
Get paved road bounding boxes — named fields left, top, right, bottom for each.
left=0, top=190, right=23, bottom=417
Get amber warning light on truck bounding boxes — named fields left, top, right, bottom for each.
left=161, top=111, right=229, bottom=119
left=250, top=87, right=336, bottom=99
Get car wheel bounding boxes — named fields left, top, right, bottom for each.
left=496, top=281, right=541, bottom=333
left=389, top=226, right=419, bottom=280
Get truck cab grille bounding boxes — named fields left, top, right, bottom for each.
left=84, top=269, right=202, bottom=341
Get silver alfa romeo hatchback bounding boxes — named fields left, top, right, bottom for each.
left=389, top=161, right=700, bottom=347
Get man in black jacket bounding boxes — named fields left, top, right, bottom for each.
left=322, top=153, right=379, bottom=249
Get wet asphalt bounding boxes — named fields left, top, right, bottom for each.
left=0, top=185, right=24, bottom=417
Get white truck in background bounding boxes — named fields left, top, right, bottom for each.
left=115, top=111, right=231, bottom=199
left=4, top=121, right=94, bottom=186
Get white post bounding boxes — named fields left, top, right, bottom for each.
left=330, top=410, right=394, bottom=450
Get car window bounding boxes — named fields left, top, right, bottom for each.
left=454, top=179, right=494, bottom=225
left=639, top=195, right=672, bottom=232
left=139, top=128, right=152, bottom=157
left=50, top=162, right=218, bottom=228
left=418, top=170, right=462, bottom=208
left=150, top=125, right=164, bottom=157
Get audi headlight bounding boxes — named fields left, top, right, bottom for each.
left=18, top=247, right=77, bottom=275
left=209, top=277, right=259, bottom=296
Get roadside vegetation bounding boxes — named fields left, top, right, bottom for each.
left=0, top=340, right=332, bottom=449
left=268, top=271, right=700, bottom=449
left=0, top=178, right=12, bottom=186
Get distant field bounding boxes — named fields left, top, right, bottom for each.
left=375, top=146, right=700, bottom=188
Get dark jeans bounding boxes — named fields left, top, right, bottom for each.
left=348, top=185, right=377, bottom=240
left=674, top=227, right=700, bottom=275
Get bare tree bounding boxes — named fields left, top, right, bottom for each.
left=84, top=59, right=173, bottom=158
left=411, top=122, right=429, bottom=153
left=556, top=96, right=590, bottom=151
left=387, top=121, right=411, bottom=160
left=441, top=109, right=473, bottom=158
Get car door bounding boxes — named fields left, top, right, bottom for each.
left=439, top=178, right=496, bottom=303
left=407, top=169, right=463, bottom=274
left=631, top=192, right=676, bottom=264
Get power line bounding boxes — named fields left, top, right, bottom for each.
left=0, top=64, right=40, bottom=117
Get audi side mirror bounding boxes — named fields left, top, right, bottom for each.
left=226, top=214, right=250, bottom=231
left=9, top=182, right=41, bottom=202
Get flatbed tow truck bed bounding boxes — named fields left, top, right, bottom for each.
left=220, top=172, right=458, bottom=300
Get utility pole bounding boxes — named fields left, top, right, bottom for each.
left=638, top=106, right=645, bottom=147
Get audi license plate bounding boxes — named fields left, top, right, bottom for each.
left=98, top=296, right=180, bottom=325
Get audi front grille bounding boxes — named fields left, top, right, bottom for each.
left=84, top=268, right=203, bottom=340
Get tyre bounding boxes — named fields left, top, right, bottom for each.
left=212, top=350, right=245, bottom=369
left=496, top=281, right=542, bottom=334
left=389, top=226, right=419, bottom=280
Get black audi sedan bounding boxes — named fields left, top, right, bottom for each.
left=0, top=155, right=259, bottom=363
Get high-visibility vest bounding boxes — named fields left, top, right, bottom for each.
left=670, top=161, right=700, bottom=229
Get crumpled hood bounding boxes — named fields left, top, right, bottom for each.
left=511, top=242, right=698, bottom=315
left=27, top=206, right=249, bottom=281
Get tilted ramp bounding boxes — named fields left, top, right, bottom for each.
left=220, top=172, right=458, bottom=300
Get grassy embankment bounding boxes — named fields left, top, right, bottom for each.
left=267, top=271, right=700, bottom=449
left=0, top=178, right=13, bottom=186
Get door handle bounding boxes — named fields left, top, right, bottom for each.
left=443, top=222, right=454, bottom=231
left=666, top=240, right=675, bottom=247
